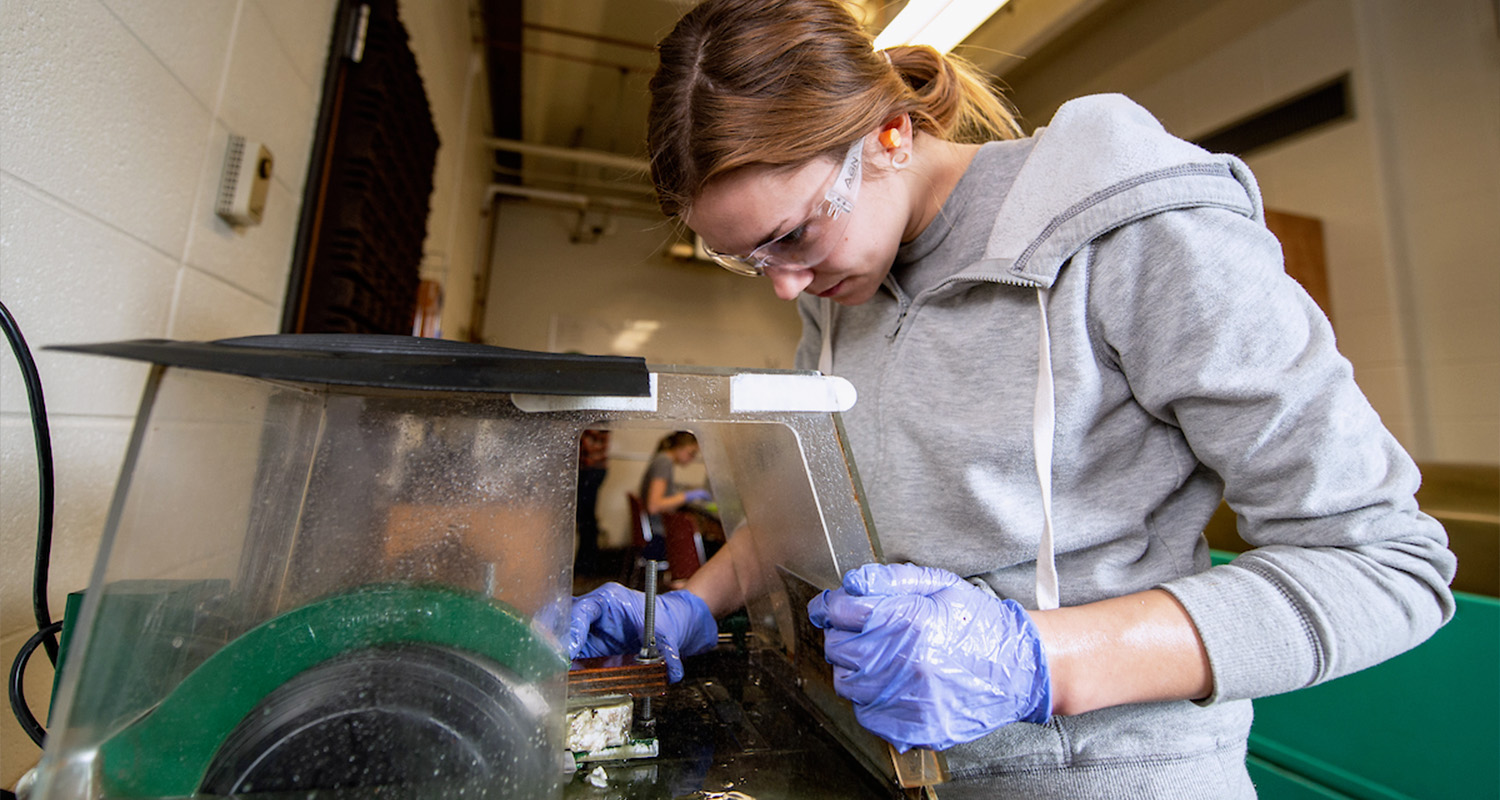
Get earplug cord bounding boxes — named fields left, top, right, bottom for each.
left=1, top=300, right=59, bottom=747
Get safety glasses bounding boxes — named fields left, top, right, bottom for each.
left=702, top=137, right=864, bottom=277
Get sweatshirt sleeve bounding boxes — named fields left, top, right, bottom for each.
left=1088, top=206, right=1456, bottom=703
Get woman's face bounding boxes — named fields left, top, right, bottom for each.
left=686, top=137, right=908, bottom=306
left=670, top=444, right=699, bottom=466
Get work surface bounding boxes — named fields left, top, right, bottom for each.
left=563, top=647, right=893, bottom=800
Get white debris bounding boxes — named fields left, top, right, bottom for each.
left=566, top=698, right=632, bottom=753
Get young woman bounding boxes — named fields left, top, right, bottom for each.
left=568, top=1, right=1455, bottom=795
left=639, top=430, right=710, bottom=553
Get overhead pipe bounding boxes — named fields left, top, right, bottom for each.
left=485, top=183, right=588, bottom=209
left=490, top=164, right=656, bottom=200
left=484, top=137, right=649, bottom=174
left=482, top=40, right=653, bottom=75
left=520, top=22, right=656, bottom=52
left=483, top=183, right=661, bottom=218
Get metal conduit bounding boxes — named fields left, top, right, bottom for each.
left=484, top=137, right=649, bottom=173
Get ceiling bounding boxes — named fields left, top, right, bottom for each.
left=475, top=0, right=1118, bottom=217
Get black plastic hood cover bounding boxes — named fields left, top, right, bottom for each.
left=48, top=334, right=651, bottom=397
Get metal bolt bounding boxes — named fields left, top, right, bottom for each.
left=639, top=560, right=661, bottom=662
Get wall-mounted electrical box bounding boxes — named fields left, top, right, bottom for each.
left=216, top=135, right=273, bottom=227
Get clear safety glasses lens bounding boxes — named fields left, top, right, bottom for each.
left=704, top=137, right=864, bottom=277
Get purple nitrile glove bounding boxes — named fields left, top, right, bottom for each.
left=566, top=582, right=717, bottom=682
left=807, top=562, right=1052, bottom=752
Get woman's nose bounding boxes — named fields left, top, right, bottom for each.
left=769, top=268, right=815, bottom=300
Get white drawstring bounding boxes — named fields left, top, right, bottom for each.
left=818, top=298, right=834, bottom=375
left=1032, top=288, right=1060, bottom=610
left=821, top=290, right=1059, bottom=609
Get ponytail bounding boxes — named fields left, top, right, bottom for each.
left=648, top=0, right=1021, bottom=218
left=883, top=45, right=1022, bottom=143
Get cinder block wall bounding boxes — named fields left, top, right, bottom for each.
left=0, top=0, right=337, bottom=783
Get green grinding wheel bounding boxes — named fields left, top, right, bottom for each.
left=97, top=583, right=567, bottom=798
left=200, top=644, right=556, bottom=796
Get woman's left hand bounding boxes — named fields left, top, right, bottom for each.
left=567, top=583, right=719, bottom=682
left=807, top=563, right=1052, bottom=751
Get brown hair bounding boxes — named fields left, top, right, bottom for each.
left=647, top=0, right=1022, bottom=218
left=655, top=430, right=698, bottom=453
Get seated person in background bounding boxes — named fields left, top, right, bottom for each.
left=640, top=431, right=711, bottom=562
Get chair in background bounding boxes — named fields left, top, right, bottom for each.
left=660, top=510, right=707, bottom=584
left=624, top=492, right=669, bottom=590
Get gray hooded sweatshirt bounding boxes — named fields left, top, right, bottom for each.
left=795, top=94, right=1455, bottom=798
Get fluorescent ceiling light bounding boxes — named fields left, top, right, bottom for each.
left=873, top=0, right=1011, bottom=53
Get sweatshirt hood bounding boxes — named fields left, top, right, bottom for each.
left=842, top=96, right=1265, bottom=610
left=983, top=94, right=1263, bottom=289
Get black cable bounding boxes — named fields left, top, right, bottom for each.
left=0, top=300, right=58, bottom=665
left=9, top=621, right=64, bottom=748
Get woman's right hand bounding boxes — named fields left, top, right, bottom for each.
left=566, top=582, right=719, bottom=682
left=807, top=563, right=1052, bottom=751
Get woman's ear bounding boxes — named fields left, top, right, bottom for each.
left=878, top=113, right=913, bottom=168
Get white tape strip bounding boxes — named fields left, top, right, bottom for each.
left=730, top=373, right=857, bottom=413
left=512, top=373, right=658, bottom=412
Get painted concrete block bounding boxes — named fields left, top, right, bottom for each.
left=0, top=0, right=210, bottom=258
left=218, top=2, right=320, bottom=197
left=169, top=264, right=280, bottom=342
left=99, top=0, right=238, bottom=111
left=0, top=176, right=175, bottom=419
left=255, top=0, right=338, bottom=89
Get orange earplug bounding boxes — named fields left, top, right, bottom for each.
left=879, top=128, right=903, bottom=150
